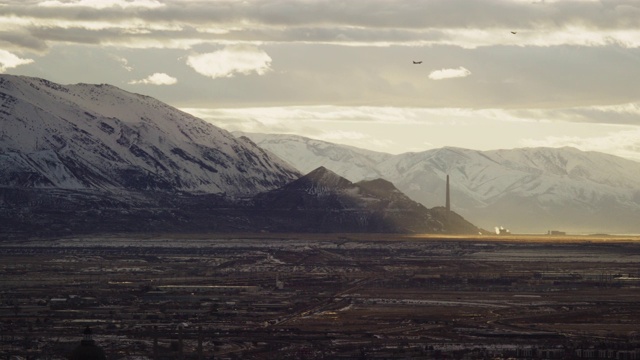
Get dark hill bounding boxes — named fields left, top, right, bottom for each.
left=254, top=167, right=481, bottom=234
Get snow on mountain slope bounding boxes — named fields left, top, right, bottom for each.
left=0, top=75, right=299, bottom=195
left=378, top=146, right=640, bottom=206
left=378, top=148, right=640, bottom=225
left=238, top=133, right=640, bottom=233
left=235, top=132, right=391, bottom=182
left=376, top=147, right=640, bottom=233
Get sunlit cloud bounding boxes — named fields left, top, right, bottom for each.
left=317, top=130, right=368, bottom=141
left=521, top=128, right=640, bottom=162
left=180, top=105, right=640, bottom=160
left=182, top=106, right=424, bottom=127
left=0, top=50, right=33, bottom=72
left=509, top=102, right=640, bottom=126
left=181, top=106, right=535, bottom=128
left=128, top=72, right=177, bottom=85
left=428, top=67, right=471, bottom=80
left=110, top=54, right=133, bottom=71
left=186, top=45, right=272, bottom=79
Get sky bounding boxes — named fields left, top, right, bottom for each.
left=1, top=0, right=640, bottom=161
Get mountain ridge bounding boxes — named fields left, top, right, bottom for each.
left=240, top=132, right=640, bottom=233
left=0, top=75, right=481, bottom=238
left=0, top=74, right=300, bottom=195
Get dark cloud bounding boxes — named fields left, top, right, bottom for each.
left=3, top=0, right=640, bottom=130
left=0, top=31, right=48, bottom=52
left=2, top=0, right=640, bottom=47
left=9, top=1, right=636, bottom=29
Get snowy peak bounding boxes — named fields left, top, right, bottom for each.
left=0, top=75, right=299, bottom=195
left=241, top=133, right=640, bottom=233
left=235, top=132, right=391, bottom=181
left=484, top=147, right=640, bottom=188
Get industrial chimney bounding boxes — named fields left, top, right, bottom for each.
left=446, top=174, right=450, bottom=213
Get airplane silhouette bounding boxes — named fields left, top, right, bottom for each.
left=413, top=61, right=422, bottom=64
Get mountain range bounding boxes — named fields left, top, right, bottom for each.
left=6, top=74, right=636, bottom=236
left=238, top=132, right=640, bottom=234
left=0, top=75, right=479, bottom=238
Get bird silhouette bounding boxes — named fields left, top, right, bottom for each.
left=511, top=31, right=517, bottom=34
left=413, top=61, right=422, bottom=64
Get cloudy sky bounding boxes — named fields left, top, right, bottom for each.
left=2, top=0, right=640, bottom=160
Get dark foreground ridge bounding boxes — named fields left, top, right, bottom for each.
left=1, top=166, right=482, bottom=238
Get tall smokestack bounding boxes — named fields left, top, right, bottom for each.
left=446, top=174, right=450, bottom=213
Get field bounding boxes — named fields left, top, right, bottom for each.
left=2, top=233, right=640, bottom=359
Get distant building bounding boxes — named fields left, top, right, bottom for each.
left=548, top=230, right=566, bottom=236
left=69, top=327, right=106, bottom=360
left=495, top=226, right=510, bottom=235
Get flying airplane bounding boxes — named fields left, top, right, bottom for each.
left=413, top=61, right=422, bottom=64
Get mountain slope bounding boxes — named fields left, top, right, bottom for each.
left=0, top=75, right=482, bottom=238
left=254, top=166, right=481, bottom=234
left=240, top=133, right=640, bottom=234
left=379, top=147, right=640, bottom=233
left=0, top=75, right=299, bottom=195
left=234, top=132, right=391, bottom=182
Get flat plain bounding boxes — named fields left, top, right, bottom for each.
left=2, top=233, right=640, bottom=359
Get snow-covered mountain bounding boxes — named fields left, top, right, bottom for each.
left=0, top=75, right=299, bottom=195
left=240, top=133, right=640, bottom=234
left=0, top=75, right=482, bottom=237
left=234, top=132, right=391, bottom=182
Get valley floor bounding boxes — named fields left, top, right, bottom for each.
left=2, top=233, right=640, bottom=359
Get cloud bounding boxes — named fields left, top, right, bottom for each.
left=0, top=50, right=33, bottom=72
left=110, top=54, right=133, bottom=71
left=509, top=102, right=640, bottom=126
left=182, top=106, right=430, bottom=126
left=181, top=105, right=640, bottom=159
left=128, top=72, right=177, bottom=85
left=317, top=130, right=368, bottom=141
left=428, top=67, right=471, bottom=80
left=186, top=45, right=272, bottom=79
left=37, top=0, right=164, bottom=10
left=521, top=128, right=640, bottom=162
left=1, top=1, right=640, bottom=51
left=316, top=131, right=398, bottom=150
